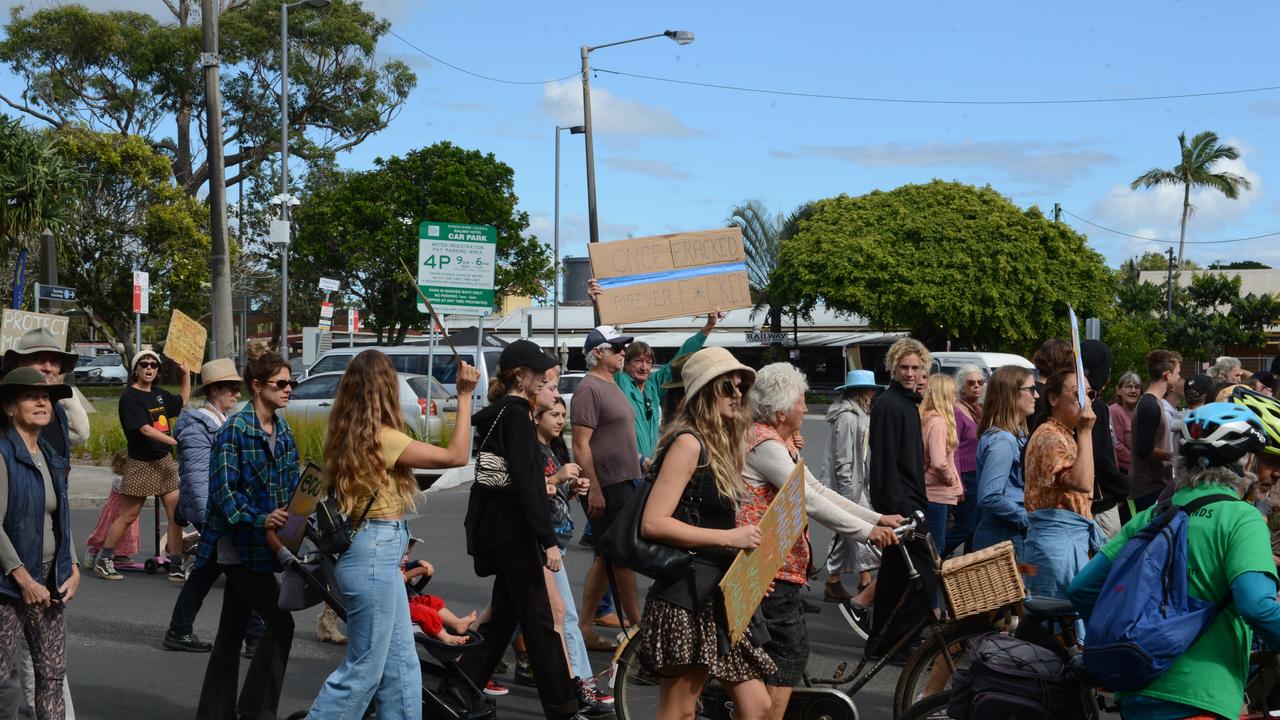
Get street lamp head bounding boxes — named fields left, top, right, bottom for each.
left=569, top=125, right=585, bottom=134
left=664, top=30, right=695, bottom=46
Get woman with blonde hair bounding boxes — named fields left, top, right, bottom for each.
left=638, top=347, right=774, bottom=720
left=920, top=374, right=962, bottom=554
left=306, top=350, right=478, bottom=719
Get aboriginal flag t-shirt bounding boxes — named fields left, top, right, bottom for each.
left=118, top=386, right=184, bottom=460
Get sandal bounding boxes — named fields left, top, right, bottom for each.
left=583, top=632, right=619, bottom=652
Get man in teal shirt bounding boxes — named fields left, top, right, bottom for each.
left=614, top=312, right=721, bottom=463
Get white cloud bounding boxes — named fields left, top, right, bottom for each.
left=602, top=157, right=689, bottom=180
left=794, top=140, right=1116, bottom=186
left=540, top=78, right=701, bottom=138
left=528, top=212, right=639, bottom=251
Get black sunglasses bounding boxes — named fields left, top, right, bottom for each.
left=716, top=378, right=750, bottom=397
left=263, top=379, right=298, bottom=390
left=136, top=361, right=160, bottom=370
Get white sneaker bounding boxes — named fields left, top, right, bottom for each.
left=94, top=555, right=123, bottom=581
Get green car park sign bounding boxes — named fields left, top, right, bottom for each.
left=417, top=221, right=497, bottom=316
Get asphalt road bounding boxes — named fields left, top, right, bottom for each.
left=60, top=416, right=901, bottom=720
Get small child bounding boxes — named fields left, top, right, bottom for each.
left=403, top=542, right=476, bottom=645
left=84, top=450, right=141, bottom=569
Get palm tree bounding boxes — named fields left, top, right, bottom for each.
left=727, top=199, right=785, bottom=334
left=1130, top=130, right=1251, bottom=266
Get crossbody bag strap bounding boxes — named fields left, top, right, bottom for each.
left=477, top=404, right=508, bottom=454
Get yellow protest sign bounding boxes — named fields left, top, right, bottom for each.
left=279, top=462, right=326, bottom=553
left=719, top=459, right=808, bottom=644
left=163, top=309, right=207, bottom=374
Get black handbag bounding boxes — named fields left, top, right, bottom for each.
left=312, top=492, right=376, bottom=555
left=600, top=435, right=705, bottom=584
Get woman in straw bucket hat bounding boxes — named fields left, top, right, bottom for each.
left=0, top=367, right=77, bottom=720
left=635, top=347, right=775, bottom=720
left=92, top=351, right=190, bottom=582
left=162, top=359, right=259, bottom=654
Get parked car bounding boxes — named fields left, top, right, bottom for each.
left=303, top=345, right=501, bottom=396
left=72, top=353, right=129, bottom=385
left=930, top=351, right=1037, bottom=380
left=558, top=371, right=586, bottom=419
left=285, top=371, right=455, bottom=443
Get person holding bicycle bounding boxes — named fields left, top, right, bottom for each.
left=637, top=347, right=775, bottom=720
left=741, top=363, right=901, bottom=718
left=1069, top=403, right=1280, bottom=720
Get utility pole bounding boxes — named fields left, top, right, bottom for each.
left=202, top=0, right=234, bottom=361
left=1053, top=203, right=1062, bottom=223
left=1165, top=246, right=1176, bottom=319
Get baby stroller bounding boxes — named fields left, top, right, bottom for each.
left=278, top=520, right=496, bottom=720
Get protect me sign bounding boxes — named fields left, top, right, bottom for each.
left=417, top=221, right=497, bottom=316
left=588, top=228, right=751, bottom=325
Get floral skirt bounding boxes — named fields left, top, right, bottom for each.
left=637, top=595, right=776, bottom=684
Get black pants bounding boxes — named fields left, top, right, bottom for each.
left=169, top=558, right=264, bottom=643
left=196, top=565, right=295, bottom=720
left=870, top=536, right=938, bottom=656
left=459, top=540, right=579, bottom=720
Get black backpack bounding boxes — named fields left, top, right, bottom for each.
left=947, top=633, right=1080, bottom=720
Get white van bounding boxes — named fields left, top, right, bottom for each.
left=930, top=351, right=1036, bottom=379
left=304, top=345, right=502, bottom=395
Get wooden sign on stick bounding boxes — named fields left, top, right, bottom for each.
left=588, top=227, right=752, bottom=325
left=279, top=462, right=325, bottom=554
left=163, top=309, right=207, bottom=374
left=719, top=459, right=808, bottom=643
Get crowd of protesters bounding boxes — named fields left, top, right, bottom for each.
left=4, top=291, right=1280, bottom=720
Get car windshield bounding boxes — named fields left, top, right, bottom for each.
left=407, top=376, right=451, bottom=399
left=88, top=355, right=118, bottom=367
left=559, top=374, right=584, bottom=395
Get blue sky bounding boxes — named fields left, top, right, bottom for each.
left=6, top=0, right=1280, bottom=269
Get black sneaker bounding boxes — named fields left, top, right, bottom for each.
left=576, top=678, right=615, bottom=718
left=513, top=651, right=536, bottom=687
left=163, top=631, right=212, bottom=653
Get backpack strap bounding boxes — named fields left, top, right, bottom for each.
left=1176, top=493, right=1240, bottom=515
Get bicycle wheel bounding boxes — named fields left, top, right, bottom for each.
left=898, top=691, right=952, bottom=720
left=613, top=631, right=665, bottom=720
left=892, top=620, right=991, bottom=716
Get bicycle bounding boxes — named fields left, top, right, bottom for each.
left=609, top=512, right=1025, bottom=720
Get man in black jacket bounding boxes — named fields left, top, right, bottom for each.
left=1081, top=339, right=1130, bottom=535
left=867, top=337, right=936, bottom=655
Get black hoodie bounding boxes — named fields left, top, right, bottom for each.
left=463, top=394, right=557, bottom=575
left=1081, top=340, right=1130, bottom=512
left=868, top=381, right=927, bottom=516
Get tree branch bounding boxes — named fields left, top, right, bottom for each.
left=0, top=91, right=64, bottom=128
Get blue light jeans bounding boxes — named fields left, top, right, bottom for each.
left=551, top=550, right=593, bottom=680
left=307, top=520, right=420, bottom=720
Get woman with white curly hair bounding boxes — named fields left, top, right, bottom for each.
left=740, top=362, right=901, bottom=719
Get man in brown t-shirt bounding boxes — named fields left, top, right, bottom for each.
left=571, top=325, right=641, bottom=648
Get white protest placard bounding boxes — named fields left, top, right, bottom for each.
left=1, top=310, right=69, bottom=354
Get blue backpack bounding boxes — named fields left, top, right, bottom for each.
left=1082, top=493, right=1236, bottom=691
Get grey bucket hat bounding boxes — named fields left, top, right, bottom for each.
left=3, top=328, right=78, bottom=375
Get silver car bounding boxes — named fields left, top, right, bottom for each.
left=72, top=353, right=129, bottom=385
left=285, top=371, right=455, bottom=443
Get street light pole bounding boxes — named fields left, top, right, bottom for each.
left=202, top=0, right=234, bottom=361
left=554, top=124, right=584, bottom=364
left=277, top=0, right=330, bottom=362
left=579, top=30, right=693, bottom=248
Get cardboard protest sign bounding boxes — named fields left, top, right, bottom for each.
left=1067, top=305, right=1086, bottom=409
left=163, top=309, right=207, bottom=374
left=1, top=310, right=69, bottom=354
left=279, top=462, right=326, bottom=554
left=588, top=227, right=752, bottom=325
left=719, top=459, right=808, bottom=644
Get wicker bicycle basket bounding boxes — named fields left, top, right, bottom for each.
left=939, top=540, right=1025, bottom=619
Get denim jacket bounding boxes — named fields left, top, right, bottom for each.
left=973, top=429, right=1028, bottom=553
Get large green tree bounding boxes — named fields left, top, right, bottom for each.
left=1130, top=131, right=1251, bottom=267
left=290, top=142, right=550, bottom=343
left=1167, top=273, right=1280, bottom=362
left=771, top=180, right=1112, bottom=351
left=54, top=128, right=209, bottom=359
left=0, top=0, right=414, bottom=196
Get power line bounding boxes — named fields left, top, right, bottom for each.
left=387, top=30, right=578, bottom=86
left=1062, top=209, right=1280, bottom=245
left=593, top=67, right=1280, bottom=106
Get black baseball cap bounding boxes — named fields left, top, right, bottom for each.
left=1184, top=374, right=1216, bottom=402
left=498, top=339, right=557, bottom=373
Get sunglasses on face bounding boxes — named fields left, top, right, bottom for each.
left=136, top=361, right=159, bottom=370
left=1019, top=385, right=1038, bottom=396
left=966, top=379, right=985, bottom=387
left=263, top=379, right=298, bottom=390
left=716, top=378, right=750, bottom=397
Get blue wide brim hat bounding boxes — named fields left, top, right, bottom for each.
left=835, top=369, right=882, bottom=392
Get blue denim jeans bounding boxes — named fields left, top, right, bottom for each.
left=924, top=502, right=952, bottom=557
left=551, top=550, right=592, bottom=680
left=307, top=520, right=420, bottom=720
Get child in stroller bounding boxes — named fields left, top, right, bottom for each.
left=403, top=544, right=478, bottom=647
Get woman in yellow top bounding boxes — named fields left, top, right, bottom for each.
left=305, top=350, right=478, bottom=720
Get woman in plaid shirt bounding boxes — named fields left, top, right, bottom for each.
left=195, top=346, right=299, bottom=720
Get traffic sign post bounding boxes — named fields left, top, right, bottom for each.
left=318, top=277, right=340, bottom=293
left=416, top=222, right=497, bottom=316
left=33, top=283, right=76, bottom=313
left=132, top=270, right=149, bottom=355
